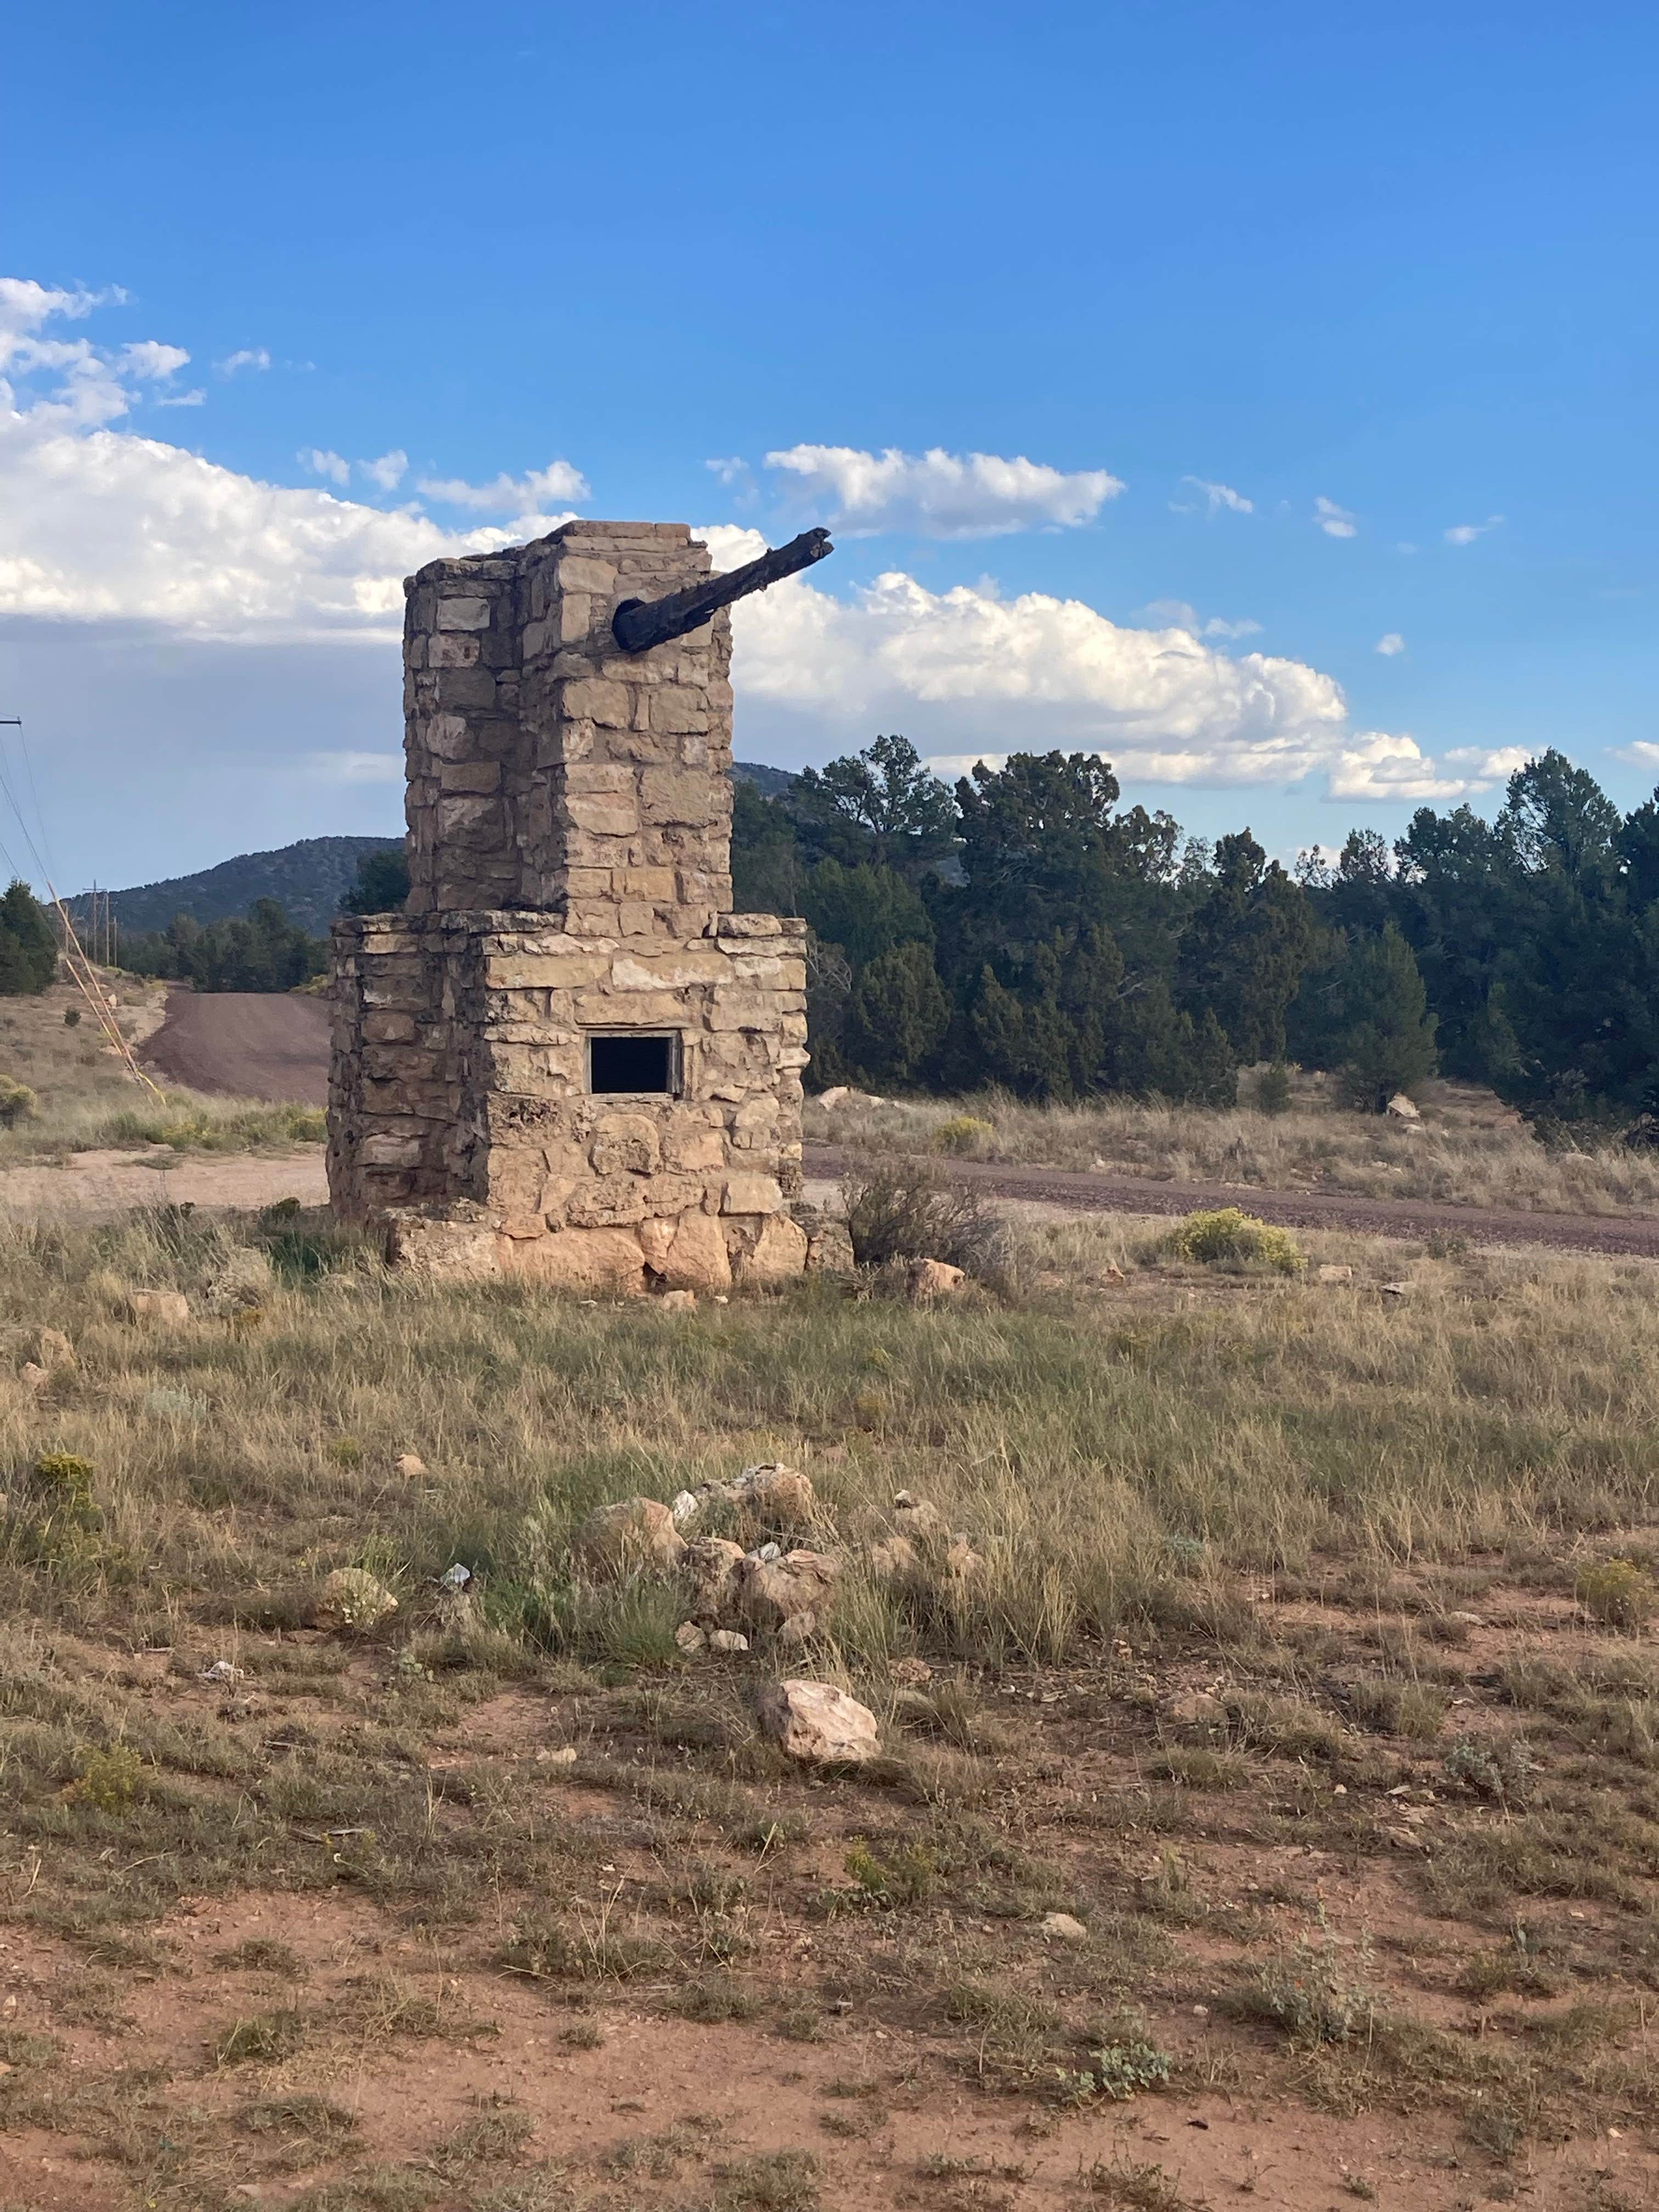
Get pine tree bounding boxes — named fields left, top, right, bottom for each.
left=0, top=882, right=58, bottom=995
left=844, top=941, right=951, bottom=1085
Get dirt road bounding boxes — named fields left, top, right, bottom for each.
left=805, top=1144, right=1659, bottom=1259
left=142, top=988, right=332, bottom=1104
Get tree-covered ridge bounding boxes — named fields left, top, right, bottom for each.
left=733, top=736, right=1659, bottom=1124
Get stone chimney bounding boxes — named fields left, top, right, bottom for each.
left=325, top=520, right=830, bottom=1296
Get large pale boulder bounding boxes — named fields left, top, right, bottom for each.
left=501, top=1226, right=647, bottom=1296
left=658, top=1209, right=732, bottom=1294
left=737, top=1213, right=809, bottom=1288
left=732, top=1547, right=839, bottom=1638
left=124, top=1289, right=191, bottom=1328
left=575, top=1496, right=686, bottom=1578
left=906, top=1258, right=966, bottom=1303
left=756, top=1679, right=879, bottom=1766
left=385, top=1207, right=499, bottom=1282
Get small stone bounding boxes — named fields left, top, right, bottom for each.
left=730, top=1463, right=816, bottom=1532
left=1379, top=1280, right=1414, bottom=1299
left=394, top=1453, right=428, bottom=1477
left=1314, top=1263, right=1353, bottom=1285
left=755, top=1679, right=879, bottom=1766
left=891, top=1493, right=952, bottom=1545
left=125, top=1289, right=190, bottom=1328
left=708, top=1629, right=751, bottom=1654
left=313, top=1566, right=398, bottom=1632
left=906, top=1257, right=966, bottom=1302
left=438, top=1562, right=472, bottom=1590
left=201, top=1658, right=240, bottom=1685
left=890, top=1657, right=933, bottom=1688
left=669, top=1489, right=700, bottom=1527
left=680, top=1536, right=746, bottom=1623
left=19, top=1362, right=48, bottom=1392
left=675, top=1620, right=709, bottom=1657
left=1040, top=1912, right=1088, bottom=1944
left=1166, top=1690, right=1226, bottom=1727
left=655, top=1289, right=697, bottom=1313
left=542, top=1744, right=578, bottom=1767
left=755, top=1541, right=783, bottom=1564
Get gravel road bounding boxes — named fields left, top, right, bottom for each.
left=804, top=1145, right=1659, bottom=1259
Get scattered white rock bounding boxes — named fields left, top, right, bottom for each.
left=394, top=1453, right=428, bottom=1478
left=816, top=1086, right=850, bottom=1111
left=754, top=1541, right=783, bottom=1564
left=655, top=1289, right=698, bottom=1313
left=574, top=1496, right=687, bottom=1578
left=201, top=1658, right=240, bottom=1685
left=438, top=1562, right=472, bottom=1590
left=670, top=1489, right=701, bottom=1527
left=313, top=1566, right=398, bottom=1632
left=890, top=1657, right=933, bottom=1688
left=675, top=1620, right=709, bottom=1657
left=709, top=1629, right=751, bottom=1655
left=756, top=1679, right=879, bottom=1767
left=1040, top=1911, right=1088, bottom=1944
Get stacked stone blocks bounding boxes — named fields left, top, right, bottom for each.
left=328, top=520, right=811, bottom=1293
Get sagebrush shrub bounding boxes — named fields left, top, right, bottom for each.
left=842, top=1158, right=1011, bottom=1283
left=1164, top=1207, right=1304, bottom=1274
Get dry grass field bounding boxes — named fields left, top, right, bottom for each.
left=4, top=1175, right=1659, bottom=2210
left=805, top=1082, right=1659, bottom=1220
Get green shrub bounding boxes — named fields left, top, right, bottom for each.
left=1237, top=1932, right=1375, bottom=2045
left=1575, top=1557, right=1656, bottom=1630
left=842, top=1158, right=1011, bottom=1282
left=0, top=1074, right=38, bottom=1127
left=1057, top=2039, right=1172, bottom=2103
left=1163, top=1207, right=1304, bottom=1274
left=70, top=1742, right=143, bottom=1813
left=933, top=1114, right=995, bottom=1156
left=1254, top=1063, right=1293, bottom=1115
left=31, top=1452, right=99, bottom=1525
left=1443, top=1734, right=1536, bottom=1806
left=63, top=1007, right=81, bottom=1028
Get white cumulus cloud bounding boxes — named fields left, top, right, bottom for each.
left=1174, top=476, right=1253, bottom=517
left=0, top=283, right=582, bottom=640
left=1444, top=515, right=1504, bottom=546
left=417, top=459, right=590, bottom=514
left=1314, top=496, right=1357, bottom=539
left=697, top=526, right=1492, bottom=802
left=1375, top=632, right=1405, bottom=656
left=761, top=443, right=1124, bottom=538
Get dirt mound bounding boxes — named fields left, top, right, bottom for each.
left=142, top=988, right=331, bottom=1104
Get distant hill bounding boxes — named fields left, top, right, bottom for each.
left=74, top=836, right=402, bottom=937
left=76, top=763, right=799, bottom=936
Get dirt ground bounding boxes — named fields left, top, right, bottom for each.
left=142, top=989, right=332, bottom=1105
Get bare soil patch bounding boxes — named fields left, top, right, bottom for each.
left=142, top=988, right=332, bottom=1104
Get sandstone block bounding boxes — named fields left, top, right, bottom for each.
left=722, top=1172, right=783, bottom=1216
left=589, top=1115, right=659, bottom=1176
left=558, top=678, right=631, bottom=727
left=575, top=1496, right=685, bottom=1579
left=657, top=1208, right=732, bottom=1294
left=755, top=1679, right=877, bottom=1767
left=738, top=1213, right=809, bottom=1288
left=500, top=1225, right=646, bottom=1295
left=436, top=596, right=493, bottom=630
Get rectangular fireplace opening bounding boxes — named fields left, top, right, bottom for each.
left=588, top=1031, right=680, bottom=1096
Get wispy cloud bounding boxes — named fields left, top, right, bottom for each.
left=1142, top=600, right=1262, bottom=640
left=307, top=750, right=404, bottom=784
left=1314, top=496, right=1357, bottom=539
left=217, top=347, right=272, bottom=377
left=1612, top=742, right=1659, bottom=770
left=300, top=448, right=351, bottom=488
left=761, top=443, right=1123, bottom=538
left=1444, top=514, right=1505, bottom=546
left=1173, top=475, right=1253, bottom=517
left=416, top=460, right=589, bottom=512
left=358, top=450, right=408, bottom=492
left=1375, top=632, right=1405, bottom=656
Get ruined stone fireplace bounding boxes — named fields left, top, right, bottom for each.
left=325, top=520, right=819, bottom=1295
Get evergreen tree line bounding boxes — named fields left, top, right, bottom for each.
left=733, top=736, right=1659, bottom=1124
left=0, top=881, right=59, bottom=995
left=119, top=899, right=328, bottom=993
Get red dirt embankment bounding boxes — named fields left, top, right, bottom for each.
left=142, top=988, right=331, bottom=1105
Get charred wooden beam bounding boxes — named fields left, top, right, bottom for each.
left=611, top=527, right=833, bottom=654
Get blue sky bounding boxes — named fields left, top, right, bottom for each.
left=2, top=0, right=1656, bottom=892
